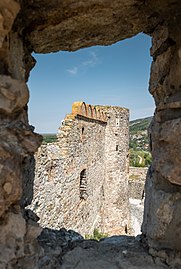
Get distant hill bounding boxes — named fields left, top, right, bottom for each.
left=129, top=116, right=152, bottom=151
left=42, top=134, right=57, bottom=144
left=129, top=116, right=152, bottom=134
left=129, top=116, right=152, bottom=167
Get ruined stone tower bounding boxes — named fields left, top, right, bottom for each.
left=31, top=102, right=130, bottom=236
left=1, top=0, right=181, bottom=267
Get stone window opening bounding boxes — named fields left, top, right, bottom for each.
left=116, top=145, right=119, bottom=151
left=81, top=126, right=85, bottom=142
left=80, top=169, right=88, bottom=200
left=116, top=118, right=120, bottom=126
left=82, top=127, right=84, bottom=135
left=2, top=2, right=181, bottom=266
left=61, top=120, right=65, bottom=126
left=125, top=224, right=128, bottom=234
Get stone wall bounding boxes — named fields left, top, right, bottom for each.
left=129, top=167, right=147, bottom=200
left=0, top=2, right=42, bottom=268
left=0, top=0, right=181, bottom=267
left=100, top=106, right=130, bottom=235
left=129, top=167, right=147, bottom=236
left=142, top=21, right=181, bottom=255
left=30, top=102, right=129, bottom=236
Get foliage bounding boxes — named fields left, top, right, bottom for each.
left=85, top=229, right=108, bottom=241
left=129, top=116, right=152, bottom=167
left=129, top=132, right=149, bottom=151
left=129, top=149, right=152, bottom=167
left=42, top=134, right=57, bottom=144
left=129, top=116, right=152, bottom=134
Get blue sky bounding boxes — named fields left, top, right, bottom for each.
left=28, top=33, right=155, bottom=133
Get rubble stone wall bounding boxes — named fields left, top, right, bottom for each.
left=30, top=102, right=129, bottom=236
left=99, top=106, right=130, bottom=235
left=0, top=0, right=181, bottom=267
left=142, top=21, right=181, bottom=254
left=129, top=167, right=147, bottom=200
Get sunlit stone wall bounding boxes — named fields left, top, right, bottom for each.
left=30, top=102, right=130, bottom=235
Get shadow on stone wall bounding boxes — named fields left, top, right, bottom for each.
left=21, top=155, right=36, bottom=209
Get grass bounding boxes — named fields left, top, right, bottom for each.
left=85, top=229, right=108, bottom=241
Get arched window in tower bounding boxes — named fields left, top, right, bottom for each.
left=80, top=169, right=88, bottom=200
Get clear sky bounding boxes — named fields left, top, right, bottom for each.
left=28, top=33, right=155, bottom=134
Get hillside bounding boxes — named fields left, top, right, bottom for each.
left=129, top=116, right=152, bottom=167
left=129, top=116, right=152, bottom=151
left=42, top=134, right=57, bottom=144
left=130, top=116, right=152, bottom=134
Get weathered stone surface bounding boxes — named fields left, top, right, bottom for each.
left=30, top=103, right=130, bottom=236
left=18, top=0, right=161, bottom=53
left=142, top=119, right=181, bottom=248
left=0, top=211, right=26, bottom=267
left=0, top=75, right=29, bottom=113
left=100, top=105, right=130, bottom=235
left=142, top=166, right=181, bottom=252
left=129, top=167, right=147, bottom=200
left=0, top=0, right=20, bottom=48
left=151, top=119, right=181, bottom=185
left=60, top=236, right=169, bottom=269
left=128, top=167, right=147, bottom=236
left=21, top=155, right=36, bottom=208
left=141, top=18, right=181, bottom=257
left=0, top=0, right=181, bottom=267
left=150, top=25, right=169, bottom=58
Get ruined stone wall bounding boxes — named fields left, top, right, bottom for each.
left=31, top=102, right=129, bottom=236
left=31, top=103, right=106, bottom=235
left=0, top=0, right=181, bottom=268
left=142, top=21, right=181, bottom=256
left=0, top=1, right=43, bottom=268
left=128, top=167, right=147, bottom=236
left=99, top=106, right=130, bottom=235
left=129, top=167, right=147, bottom=200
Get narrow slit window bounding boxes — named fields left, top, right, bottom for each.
left=81, top=127, right=85, bottom=142
left=80, top=169, right=88, bottom=200
left=82, top=127, right=84, bottom=135
left=116, top=118, right=119, bottom=126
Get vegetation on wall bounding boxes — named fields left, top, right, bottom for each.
left=85, top=229, right=108, bottom=241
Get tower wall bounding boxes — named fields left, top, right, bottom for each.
left=99, top=106, right=130, bottom=234
left=30, top=103, right=130, bottom=236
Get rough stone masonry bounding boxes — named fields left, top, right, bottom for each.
left=30, top=102, right=130, bottom=236
left=0, top=0, right=181, bottom=268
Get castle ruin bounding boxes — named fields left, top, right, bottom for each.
left=31, top=102, right=130, bottom=236
left=0, top=0, right=181, bottom=268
